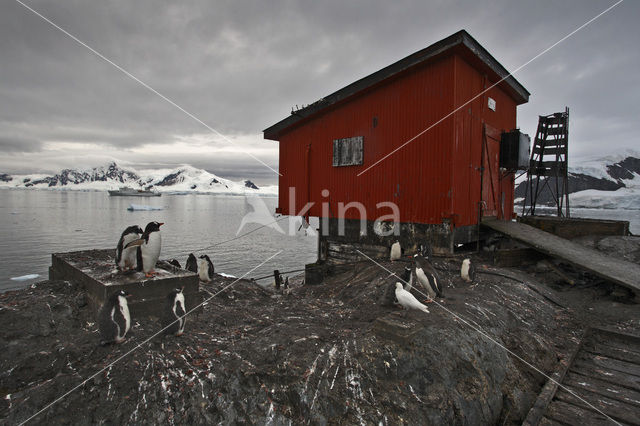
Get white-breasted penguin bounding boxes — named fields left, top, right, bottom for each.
left=185, top=253, right=198, bottom=273
left=413, top=244, right=444, bottom=301
left=461, top=258, right=476, bottom=283
left=162, top=287, right=186, bottom=336
left=197, top=254, right=214, bottom=282
left=390, top=240, right=402, bottom=261
left=115, top=225, right=143, bottom=271
left=98, top=290, right=132, bottom=345
left=395, top=282, right=430, bottom=313
left=126, top=221, right=163, bottom=278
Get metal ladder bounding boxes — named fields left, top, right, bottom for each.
left=522, top=107, right=570, bottom=217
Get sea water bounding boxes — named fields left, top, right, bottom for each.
left=1, top=189, right=638, bottom=292
left=0, top=189, right=318, bottom=292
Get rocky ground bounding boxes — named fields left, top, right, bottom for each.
left=1, top=239, right=638, bottom=425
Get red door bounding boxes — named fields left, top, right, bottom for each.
left=482, top=124, right=501, bottom=218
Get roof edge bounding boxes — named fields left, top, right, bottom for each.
left=264, top=30, right=529, bottom=140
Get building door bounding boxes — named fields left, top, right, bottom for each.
left=481, top=124, right=502, bottom=218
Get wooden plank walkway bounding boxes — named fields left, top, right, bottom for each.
left=524, top=328, right=640, bottom=426
left=482, top=218, right=640, bottom=293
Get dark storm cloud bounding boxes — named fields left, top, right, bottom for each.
left=0, top=135, right=42, bottom=152
left=0, top=0, right=638, bottom=178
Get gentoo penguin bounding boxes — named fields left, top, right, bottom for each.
left=98, top=290, right=132, bottom=345
left=115, top=225, right=143, bottom=271
left=185, top=253, right=198, bottom=273
left=126, top=221, right=163, bottom=278
left=395, top=282, right=430, bottom=313
left=385, top=267, right=413, bottom=306
left=390, top=240, right=402, bottom=261
left=197, top=254, right=214, bottom=282
left=461, top=258, right=475, bottom=283
left=401, top=266, right=413, bottom=291
left=414, top=244, right=444, bottom=301
left=162, top=287, right=186, bottom=336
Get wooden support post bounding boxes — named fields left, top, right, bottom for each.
left=274, top=270, right=282, bottom=290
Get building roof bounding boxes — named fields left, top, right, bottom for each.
left=264, top=30, right=530, bottom=141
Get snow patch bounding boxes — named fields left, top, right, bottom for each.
left=10, top=274, right=40, bottom=281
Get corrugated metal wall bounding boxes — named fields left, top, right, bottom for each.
left=277, top=52, right=519, bottom=227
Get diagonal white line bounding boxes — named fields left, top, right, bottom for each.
left=13, top=0, right=281, bottom=177
left=356, top=250, right=622, bottom=426
left=357, top=0, right=624, bottom=176
left=17, top=250, right=283, bottom=426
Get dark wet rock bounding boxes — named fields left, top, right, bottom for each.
left=244, top=180, right=259, bottom=190
left=0, top=173, right=11, bottom=182
left=75, top=293, right=87, bottom=308
left=0, top=260, right=636, bottom=424
left=574, top=235, right=640, bottom=264
left=210, top=178, right=220, bottom=185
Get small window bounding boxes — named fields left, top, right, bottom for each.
left=333, top=136, right=363, bottom=167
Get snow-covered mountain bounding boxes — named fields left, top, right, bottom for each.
left=0, top=162, right=277, bottom=195
left=515, top=151, right=640, bottom=209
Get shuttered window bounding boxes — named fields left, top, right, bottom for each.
left=332, top=136, right=363, bottom=167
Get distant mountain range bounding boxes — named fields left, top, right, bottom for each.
left=1, top=154, right=638, bottom=208
left=0, top=162, right=277, bottom=195
left=515, top=152, right=640, bottom=210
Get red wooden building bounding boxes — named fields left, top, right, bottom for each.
left=264, top=30, right=529, bottom=257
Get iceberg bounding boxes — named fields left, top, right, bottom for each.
left=127, top=204, right=163, bottom=211
left=10, top=274, right=40, bottom=281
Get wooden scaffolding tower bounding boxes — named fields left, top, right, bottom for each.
left=522, top=108, right=570, bottom=217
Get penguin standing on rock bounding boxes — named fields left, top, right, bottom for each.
left=401, top=266, right=413, bottom=291
left=98, top=290, right=132, bottom=345
left=413, top=244, right=444, bottom=301
left=115, top=225, right=143, bottom=271
left=125, top=221, right=163, bottom=278
left=185, top=253, right=198, bottom=273
left=461, top=258, right=476, bottom=283
left=390, top=241, right=402, bottom=261
left=198, top=255, right=214, bottom=282
left=162, top=287, right=186, bottom=336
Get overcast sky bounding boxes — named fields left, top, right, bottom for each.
left=0, top=0, right=637, bottom=184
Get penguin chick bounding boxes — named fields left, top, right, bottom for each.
left=461, top=258, right=475, bottom=283
left=115, top=225, right=143, bottom=271
left=162, top=287, right=186, bottom=336
left=395, top=282, right=429, bottom=313
left=98, top=290, right=132, bottom=345
left=126, top=221, right=163, bottom=278
left=197, top=254, right=214, bottom=282
left=185, top=253, right=198, bottom=273
left=390, top=241, right=402, bottom=261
